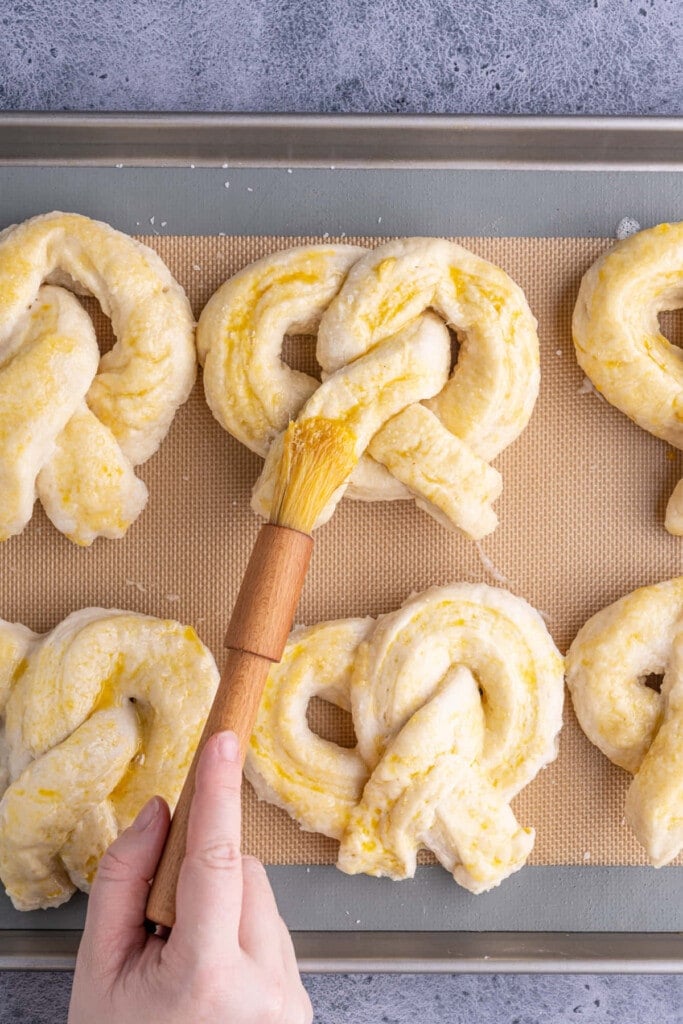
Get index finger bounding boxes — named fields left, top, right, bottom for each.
left=167, top=731, right=243, bottom=963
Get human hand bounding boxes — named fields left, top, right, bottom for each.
left=69, top=731, right=312, bottom=1024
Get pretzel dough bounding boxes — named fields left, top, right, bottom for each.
left=246, top=583, right=564, bottom=893
left=572, top=221, right=683, bottom=534
left=0, top=212, right=196, bottom=544
left=198, top=239, right=539, bottom=538
left=566, top=578, right=683, bottom=867
left=0, top=610, right=218, bottom=910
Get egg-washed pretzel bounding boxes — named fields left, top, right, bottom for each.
left=0, top=212, right=196, bottom=545
left=246, top=583, right=564, bottom=893
left=573, top=222, right=683, bottom=534
left=0, top=609, right=219, bottom=910
left=199, top=239, right=539, bottom=538
left=566, top=578, right=683, bottom=868
left=252, top=311, right=454, bottom=526
left=255, top=237, right=539, bottom=533
left=197, top=244, right=442, bottom=510
left=197, top=242, right=452, bottom=514
left=198, top=244, right=365, bottom=457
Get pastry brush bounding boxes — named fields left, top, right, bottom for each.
left=146, top=417, right=356, bottom=928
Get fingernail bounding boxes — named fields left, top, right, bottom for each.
left=215, top=731, right=239, bottom=763
left=132, top=796, right=161, bottom=831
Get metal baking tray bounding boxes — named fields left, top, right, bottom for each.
left=0, top=114, right=682, bottom=973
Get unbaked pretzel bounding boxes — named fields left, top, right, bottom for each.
left=0, top=212, right=196, bottom=545
left=198, top=239, right=539, bottom=538
left=567, top=578, right=683, bottom=867
left=245, top=583, right=564, bottom=893
left=0, top=609, right=218, bottom=910
left=573, top=221, right=683, bottom=534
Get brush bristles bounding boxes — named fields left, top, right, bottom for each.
left=270, top=417, right=358, bottom=533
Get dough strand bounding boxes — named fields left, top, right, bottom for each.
left=198, top=239, right=539, bottom=538
left=567, top=577, right=683, bottom=867
left=0, top=610, right=218, bottom=910
left=246, top=583, right=564, bottom=893
left=0, top=212, right=196, bottom=544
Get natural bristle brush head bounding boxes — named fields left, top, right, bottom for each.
left=270, top=417, right=358, bottom=534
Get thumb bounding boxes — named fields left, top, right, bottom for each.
left=79, top=796, right=170, bottom=976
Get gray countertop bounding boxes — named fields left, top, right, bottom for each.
left=2, top=0, right=681, bottom=115
left=2, top=1, right=683, bottom=1021
left=1, top=970, right=682, bottom=1023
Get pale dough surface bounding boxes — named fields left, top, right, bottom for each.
left=0, top=609, right=219, bottom=910
left=567, top=578, right=683, bottom=868
left=198, top=238, right=539, bottom=538
left=246, top=583, right=564, bottom=894
left=0, top=212, right=196, bottom=545
left=573, top=221, right=683, bottom=535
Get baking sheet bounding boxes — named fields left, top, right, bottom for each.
left=2, top=229, right=681, bottom=869
left=1, top=162, right=683, bottom=964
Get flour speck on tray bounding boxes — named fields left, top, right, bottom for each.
left=474, top=542, right=508, bottom=585
left=615, top=216, right=641, bottom=240
left=578, top=376, right=606, bottom=402
left=125, top=579, right=147, bottom=594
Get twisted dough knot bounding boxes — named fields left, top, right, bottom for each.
left=567, top=578, right=683, bottom=868
left=198, top=238, right=539, bottom=538
left=246, top=584, right=564, bottom=893
left=0, top=610, right=218, bottom=910
left=573, top=221, right=683, bottom=535
left=0, top=212, right=196, bottom=545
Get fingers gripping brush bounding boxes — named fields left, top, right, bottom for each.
left=146, top=418, right=357, bottom=928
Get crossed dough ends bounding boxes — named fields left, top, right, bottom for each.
left=0, top=608, right=219, bottom=911
left=198, top=238, right=539, bottom=539
left=246, top=583, right=564, bottom=894
left=0, top=212, right=196, bottom=545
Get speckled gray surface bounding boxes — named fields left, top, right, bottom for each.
left=3, top=1, right=683, bottom=1021
left=0, top=0, right=681, bottom=114
left=1, top=971, right=682, bottom=1023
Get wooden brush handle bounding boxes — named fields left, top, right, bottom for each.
left=146, top=524, right=313, bottom=929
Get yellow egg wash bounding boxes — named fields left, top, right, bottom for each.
left=0, top=609, right=219, bottom=910
left=245, top=583, right=563, bottom=895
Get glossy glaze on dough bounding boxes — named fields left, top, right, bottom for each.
left=0, top=212, right=196, bottom=545
left=198, top=239, right=539, bottom=539
left=567, top=578, right=683, bottom=868
left=0, top=609, right=219, bottom=910
left=572, top=221, right=683, bottom=534
left=246, top=583, right=564, bottom=893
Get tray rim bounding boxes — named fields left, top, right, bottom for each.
left=2, top=930, right=682, bottom=974
left=0, top=112, right=682, bottom=169
left=1, top=131, right=683, bottom=972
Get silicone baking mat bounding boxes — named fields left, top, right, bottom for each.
left=2, top=233, right=681, bottom=869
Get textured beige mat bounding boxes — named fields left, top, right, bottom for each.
left=2, top=234, right=682, bottom=867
